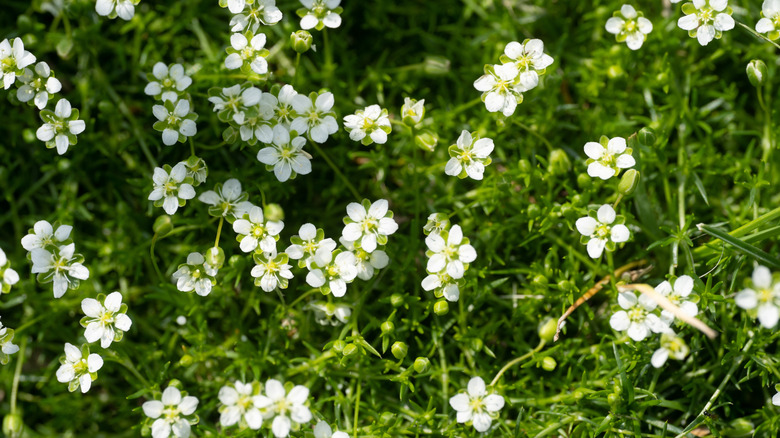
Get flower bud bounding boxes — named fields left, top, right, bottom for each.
left=391, top=341, right=408, bottom=359
left=537, top=317, right=557, bottom=343
left=342, top=343, right=359, bottom=357
left=413, top=357, right=430, bottom=373
left=637, top=127, right=656, bottom=146
left=517, top=158, right=532, bottom=174
left=532, top=274, right=548, bottom=287
left=401, top=98, right=425, bottom=126
left=747, top=59, right=767, bottom=87
left=433, top=300, right=449, bottom=315
left=153, top=215, right=174, bottom=237
left=179, top=354, right=193, bottom=366
left=618, top=169, right=640, bottom=196
left=290, top=30, right=313, bottom=53
left=390, top=294, right=405, bottom=308
left=380, top=321, right=395, bottom=335
left=576, top=173, right=591, bottom=189
left=2, top=413, right=23, bottom=438
left=332, top=340, right=346, bottom=353
left=205, top=246, right=225, bottom=269
left=548, top=149, right=571, bottom=176
left=423, top=55, right=450, bottom=76
left=526, top=203, right=541, bottom=219
left=541, top=356, right=557, bottom=371
left=264, top=203, right=285, bottom=221
left=414, top=130, right=438, bottom=152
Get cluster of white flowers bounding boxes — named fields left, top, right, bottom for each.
left=21, top=220, right=90, bottom=298
left=421, top=215, right=477, bottom=304
left=449, top=377, right=505, bottom=433
left=676, top=0, right=734, bottom=46
left=95, top=0, right=140, bottom=21
left=172, top=251, right=220, bottom=296
left=297, top=0, right=343, bottom=31
left=473, top=39, right=554, bottom=116
left=224, top=0, right=283, bottom=32
left=144, top=62, right=198, bottom=146
left=606, top=5, right=653, bottom=50
left=757, top=0, right=780, bottom=40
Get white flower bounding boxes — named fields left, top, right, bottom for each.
left=198, top=178, right=253, bottom=223
left=473, top=63, right=524, bottom=117
left=297, top=0, right=343, bottom=31
left=144, top=63, right=192, bottom=102
left=16, top=62, right=62, bottom=109
left=605, top=5, right=653, bottom=50
left=30, top=244, right=90, bottom=298
left=422, top=271, right=460, bottom=302
left=343, top=104, right=392, bottom=145
left=251, top=250, right=294, bottom=292
left=36, top=98, right=86, bottom=155
left=180, top=156, right=208, bottom=186
left=95, top=0, right=137, bottom=20
left=425, top=225, right=477, bottom=280
left=341, top=199, right=398, bottom=253
left=444, top=130, right=494, bottom=181
left=225, top=32, right=269, bottom=75
left=255, top=379, right=312, bottom=438
left=225, top=0, right=246, bottom=14
left=0, top=38, right=36, bottom=89
left=305, top=249, right=358, bottom=297
left=172, top=252, right=219, bottom=296
left=401, top=97, right=425, bottom=125
left=756, top=0, right=780, bottom=40
left=267, top=84, right=309, bottom=128
left=55, top=343, right=103, bottom=393
left=208, top=83, right=264, bottom=126
left=285, top=223, right=337, bottom=268
left=307, top=301, right=352, bottom=325
left=0, top=318, right=20, bottom=365
left=584, top=136, right=635, bottom=180
left=152, top=99, right=198, bottom=146
left=423, top=213, right=450, bottom=236
left=21, top=220, right=72, bottom=251
left=677, top=0, right=734, bottom=46
left=230, top=0, right=284, bottom=32
left=575, top=205, right=630, bottom=259
left=655, top=275, right=699, bottom=325
left=651, top=332, right=690, bottom=368
left=289, top=91, right=339, bottom=143
left=313, top=421, right=349, bottom=438
left=735, top=265, right=780, bottom=329
left=80, top=292, right=133, bottom=349
left=609, top=291, right=670, bottom=342
left=218, top=381, right=264, bottom=430
left=143, top=386, right=199, bottom=438
left=339, top=237, right=389, bottom=280
left=233, top=206, right=284, bottom=253
left=256, top=125, right=313, bottom=182
left=773, top=387, right=780, bottom=406
left=501, top=39, right=554, bottom=89
left=449, top=377, right=505, bottom=433
left=0, top=248, right=19, bottom=294
left=148, top=163, right=196, bottom=215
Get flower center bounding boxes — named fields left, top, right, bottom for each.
left=759, top=288, right=774, bottom=304
left=698, top=8, right=714, bottom=24
left=163, top=406, right=180, bottom=423
left=326, top=264, right=339, bottom=278
left=361, top=118, right=377, bottom=132
left=628, top=307, right=645, bottom=322
left=73, top=359, right=87, bottom=374
left=595, top=224, right=611, bottom=239
left=237, top=394, right=253, bottom=410
left=99, top=311, right=114, bottom=325
left=163, top=78, right=173, bottom=88
left=1, top=58, right=16, bottom=71
left=515, top=55, right=532, bottom=70
left=166, top=114, right=180, bottom=125
left=241, top=46, right=254, bottom=59
left=252, top=224, right=266, bottom=237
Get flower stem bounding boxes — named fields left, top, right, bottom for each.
left=490, top=339, right=546, bottom=386
left=293, top=52, right=302, bottom=88
left=150, top=233, right=164, bottom=282
left=353, top=378, right=362, bottom=438
left=214, top=217, right=224, bottom=248
left=322, top=29, right=334, bottom=84
left=513, top=120, right=554, bottom=151
left=309, top=141, right=362, bottom=200
left=189, top=137, right=196, bottom=156
left=10, top=337, right=27, bottom=415
left=737, top=21, right=780, bottom=51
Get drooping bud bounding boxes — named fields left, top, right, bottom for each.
left=746, top=59, right=767, bottom=87
left=153, top=215, right=173, bottom=237
left=618, top=169, right=640, bottom=196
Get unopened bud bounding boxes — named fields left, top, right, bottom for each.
left=423, top=55, right=450, bottom=76
left=747, top=59, right=767, bottom=87
left=618, top=169, right=640, bottom=196
left=380, top=321, right=395, bottom=335
left=538, top=317, right=557, bottom=343
left=332, top=340, right=346, bottom=353
left=541, top=356, right=557, bottom=371
left=342, top=343, right=359, bottom=357
left=638, top=127, right=656, bottom=146
left=413, top=357, right=430, bottom=373
left=391, top=341, right=408, bottom=359
left=264, top=203, right=284, bottom=221
left=415, top=130, right=438, bottom=152
left=3, top=413, right=23, bottom=438
left=179, top=355, right=193, bottom=366
left=401, top=98, right=425, bottom=126
left=153, top=215, right=173, bottom=237
left=433, top=300, right=449, bottom=315
left=548, top=149, right=571, bottom=176
left=290, top=30, right=313, bottom=53
left=205, top=246, right=225, bottom=269
left=390, top=294, right=404, bottom=308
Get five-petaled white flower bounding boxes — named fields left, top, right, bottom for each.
left=17, top=62, right=62, bottom=109
left=313, top=421, right=349, bottom=438
left=677, top=0, right=734, bottom=46
left=143, top=386, right=199, bottom=438
left=0, top=248, right=19, bottom=294
left=609, top=291, right=670, bottom=342
left=651, top=332, right=690, bottom=368
left=31, top=243, right=90, bottom=298
left=307, top=301, right=352, bottom=325
left=251, top=250, right=294, bottom=292
left=172, top=252, right=219, bottom=296
left=36, top=98, right=86, bottom=155
left=501, top=39, right=554, bottom=90
left=341, top=199, right=398, bottom=253
left=230, top=0, right=284, bottom=32
left=198, top=178, right=254, bottom=223
left=267, top=84, right=309, bottom=128
left=473, top=63, right=524, bottom=117
left=445, top=130, right=494, bottom=181
left=297, top=0, right=343, bottom=31
left=425, top=225, right=477, bottom=280
left=80, top=291, right=133, bottom=349
left=218, top=380, right=264, bottom=430
left=343, top=104, right=392, bottom=145
left=290, top=91, right=339, bottom=143
left=757, top=0, right=780, bottom=40
left=144, top=63, right=193, bottom=102
left=449, top=377, right=505, bottom=433
left=21, top=220, right=72, bottom=251
left=0, top=38, right=36, bottom=89
left=422, top=271, right=460, bottom=302
left=148, top=163, right=196, bottom=215
left=575, top=204, right=630, bottom=259
left=606, top=5, right=653, bottom=50
left=0, top=318, right=20, bottom=365
left=233, top=206, right=284, bottom=253
left=153, top=99, right=198, bottom=146
left=285, top=223, right=337, bottom=268
left=95, top=0, right=138, bottom=20
left=305, top=249, right=358, bottom=297
left=255, top=379, right=312, bottom=438
left=225, top=32, right=270, bottom=75
left=339, top=237, right=390, bottom=281
left=55, top=343, right=103, bottom=393
left=257, top=125, right=313, bottom=182
left=735, top=265, right=780, bottom=329
left=655, top=275, right=699, bottom=325
left=584, top=136, right=635, bottom=180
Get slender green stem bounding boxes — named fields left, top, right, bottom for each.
left=737, top=21, right=780, bottom=50
left=10, top=337, right=27, bottom=415
left=672, top=127, right=686, bottom=275
left=293, top=52, right=302, bottom=87
left=513, top=120, right=554, bottom=151
left=612, top=194, right=624, bottom=210
left=309, top=141, right=361, bottom=200
left=214, top=217, right=224, bottom=248
left=150, top=233, right=164, bottom=282
left=189, top=137, right=196, bottom=156
left=353, top=378, right=362, bottom=438
left=490, top=340, right=546, bottom=386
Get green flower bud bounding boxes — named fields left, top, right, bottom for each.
left=153, top=215, right=173, bottom=237
left=413, top=357, right=430, bottom=373
left=179, top=354, right=193, bottom=366
left=423, top=55, right=450, bottom=76
left=3, top=413, right=23, bottom=438
left=342, top=343, right=359, bottom=357
left=607, top=64, right=624, bottom=78
left=414, top=130, right=438, bottom=152
left=22, top=128, right=36, bottom=143
left=618, top=169, right=640, bottom=196
left=576, top=173, right=591, bottom=189
left=548, top=149, right=571, bottom=176
left=332, top=340, right=346, bottom=353
left=205, top=246, right=225, bottom=269
left=390, top=294, right=405, bottom=308
left=264, top=203, right=285, bottom=221
left=532, top=275, right=548, bottom=286
left=607, top=392, right=621, bottom=411
left=433, top=300, right=449, bottom=315
left=391, top=341, right=408, bottom=359
left=537, top=318, right=557, bottom=343
left=638, top=127, right=656, bottom=146
left=517, top=158, right=532, bottom=174
left=380, top=321, right=395, bottom=335
left=541, top=356, right=557, bottom=371
left=470, top=337, right=483, bottom=352
left=747, top=59, right=767, bottom=87
left=290, top=30, right=313, bottom=53
left=526, top=203, right=541, bottom=219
